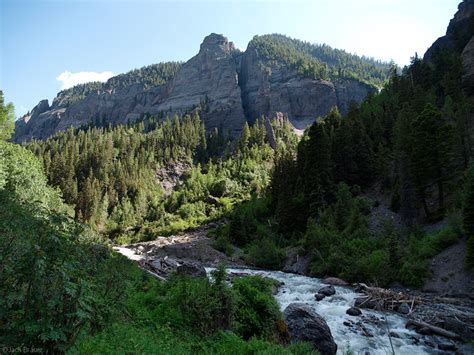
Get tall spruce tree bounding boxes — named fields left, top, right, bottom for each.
left=300, top=118, right=334, bottom=218
left=411, top=103, right=454, bottom=217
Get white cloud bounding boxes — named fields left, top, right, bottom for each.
left=56, top=70, right=114, bottom=90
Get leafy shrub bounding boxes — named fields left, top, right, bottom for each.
left=232, top=276, right=282, bottom=340
left=154, top=270, right=236, bottom=335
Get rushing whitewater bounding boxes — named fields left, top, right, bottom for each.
left=213, top=268, right=431, bottom=355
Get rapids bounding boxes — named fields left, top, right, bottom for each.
left=214, top=268, right=432, bottom=355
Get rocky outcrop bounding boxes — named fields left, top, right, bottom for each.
left=424, top=0, right=474, bottom=101
left=283, top=247, right=312, bottom=274
left=283, top=303, right=337, bottom=355
left=424, top=0, right=474, bottom=62
left=14, top=33, right=376, bottom=143
left=152, top=34, right=246, bottom=135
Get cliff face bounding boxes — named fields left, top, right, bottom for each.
left=424, top=0, right=474, bottom=97
left=14, top=33, right=377, bottom=143
left=239, top=43, right=373, bottom=130
left=151, top=34, right=246, bottom=135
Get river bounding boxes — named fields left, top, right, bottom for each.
left=210, top=268, right=432, bottom=355
left=115, top=246, right=432, bottom=354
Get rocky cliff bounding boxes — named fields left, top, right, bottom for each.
left=238, top=41, right=373, bottom=130
left=424, top=0, right=474, bottom=98
left=14, top=34, right=386, bottom=143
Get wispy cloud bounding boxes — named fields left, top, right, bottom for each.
left=56, top=71, right=114, bottom=89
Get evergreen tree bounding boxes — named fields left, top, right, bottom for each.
left=411, top=103, right=454, bottom=217
left=300, top=118, right=334, bottom=218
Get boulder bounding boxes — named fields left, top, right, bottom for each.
left=346, top=307, right=362, bottom=316
left=282, top=247, right=312, bottom=274
left=318, top=285, right=336, bottom=296
left=283, top=303, right=337, bottom=355
left=438, top=342, right=457, bottom=351
left=398, top=302, right=410, bottom=315
left=315, top=293, right=326, bottom=301
left=323, top=277, right=349, bottom=286
left=176, top=261, right=207, bottom=278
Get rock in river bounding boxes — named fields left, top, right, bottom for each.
left=346, top=307, right=362, bottom=316
left=284, top=303, right=337, bottom=355
left=318, top=285, right=336, bottom=296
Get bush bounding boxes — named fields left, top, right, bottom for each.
left=154, top=269, right=236, bottom=336
left=232, top=276, right=283, bottom=340
left=73, top=266, right=313, bottom=354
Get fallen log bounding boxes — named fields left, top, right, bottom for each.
left=354, top=283, right=424, bottom=313
left=406, top=320, right=462, bottom=341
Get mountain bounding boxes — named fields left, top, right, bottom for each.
left=14, top=34, right=392, bottom=143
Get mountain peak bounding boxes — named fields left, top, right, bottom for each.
left=199, top=33, right=235, bottom=54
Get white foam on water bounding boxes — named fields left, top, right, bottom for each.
left=113, top=246, right=144, bottom=261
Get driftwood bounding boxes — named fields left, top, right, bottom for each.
left=140, top=256, right=181, bottom=279
left=406, top=320, right=462, bottom=340
left=355, top=283, right=424, bottom=313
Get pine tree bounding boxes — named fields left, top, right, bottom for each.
left=239, top=122, right=251, bottom=152
left=301, top=119, right=334, bottom=218
left=394, top=105, right=417, bottom=225
left=411, top=103, right=454, bottom=216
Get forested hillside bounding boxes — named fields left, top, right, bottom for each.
left=27, top=110, right=298, bottom=246
left=249, top=34, right=392, bottom=87
left=223, top=21, right=474, bottom=286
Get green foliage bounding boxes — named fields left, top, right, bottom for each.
left=0, top=141, right=307, bottom=352
left=0, top=141, right=64, bottom=211
left=27, top=113, right=292, bottom=243
left=0, top=142, right=132, bottom=352
left=211, top=225, right=235, bottom=256
left=0, top=90, right=15, bottom=141
left=73, top=266, right=312, bottom=354
left=232, top=276, right=283, bottom=340
left=398, top=226, right=461, bottom=287
left=152, top=272, right=236, bottom=336
left=264, top=41, right=472, bottom=288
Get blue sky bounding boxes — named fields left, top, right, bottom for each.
left=1, top=0, right=459, bottom=117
